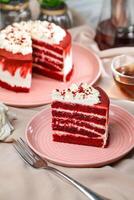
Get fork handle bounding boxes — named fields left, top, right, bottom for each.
left=46, top=166, right=110, bottom=200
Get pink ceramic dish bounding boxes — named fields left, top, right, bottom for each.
left=25, top=104, right=134, bottom=168
left=0, top=43, right=101, bottom=107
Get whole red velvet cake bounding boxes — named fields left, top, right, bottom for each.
left=51, top=83, right=110, bottom=148
left=0, top=21, right=73, bottom=92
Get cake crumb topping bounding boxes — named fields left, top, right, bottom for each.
left=52, top=83, right=100, bottom=105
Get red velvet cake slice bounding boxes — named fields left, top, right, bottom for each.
left=31, top=21, right=73, bottom=82
left=0, top=23, right=32, bottom=92
left=51, top=83, right=110, bottom=148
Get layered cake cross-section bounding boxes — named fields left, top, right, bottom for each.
left=0, top=20, right=73, bottom=92
left=51, top=83, right=110, bottom=148
left=32, top=21, right=73, bottom=82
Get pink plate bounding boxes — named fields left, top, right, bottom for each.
left=0, top=43, right=101, bottom=107
left=25, top=104, right=134, bottom=167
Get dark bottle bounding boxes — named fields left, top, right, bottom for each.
left=0, top=0, right=31, bottom=29
left=95, top=0, right=134, bottom=50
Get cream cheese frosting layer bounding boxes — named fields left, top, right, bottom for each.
left=52, top=83, right=100, bottom=105
left=0, top=23, right=32, bottom=55
left=31, top=21, right=66, bottom=44
left=0, top=20, right=66, bottom=55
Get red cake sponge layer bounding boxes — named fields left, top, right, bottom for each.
left=0, top=79, right=29, bottom=92
left=53, top=133, right=107, bottom=148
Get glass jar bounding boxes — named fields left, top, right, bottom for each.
left=95, top=0, right=134, bottom=50
left=0, top=0, right=31, bottom=29
left=39, top=2, right=73, bottom=29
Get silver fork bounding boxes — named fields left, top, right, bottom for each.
left=13, top=138, right=110, bottom=200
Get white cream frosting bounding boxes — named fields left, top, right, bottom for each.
left=0, top=23, right=32, bottom=55
left=52, top=83, right=100, bottom=105
left=0, top=103, right=14, bottom=141
left=0, top=20, right=66, bottom=55
left=31, top=20, right=66, bottom=44
left=63, top=49, right=72, bottom=80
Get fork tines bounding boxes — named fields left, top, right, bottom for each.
left=13, top=137, right=40, bottom=166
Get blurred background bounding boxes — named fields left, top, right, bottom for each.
left=0, top=0, right=134, bottom=50
left=29, top=0, right=103, bottom=28
left=66, top=0, right=103, bottom=28
left=0, top=0, right=103, bottom=29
